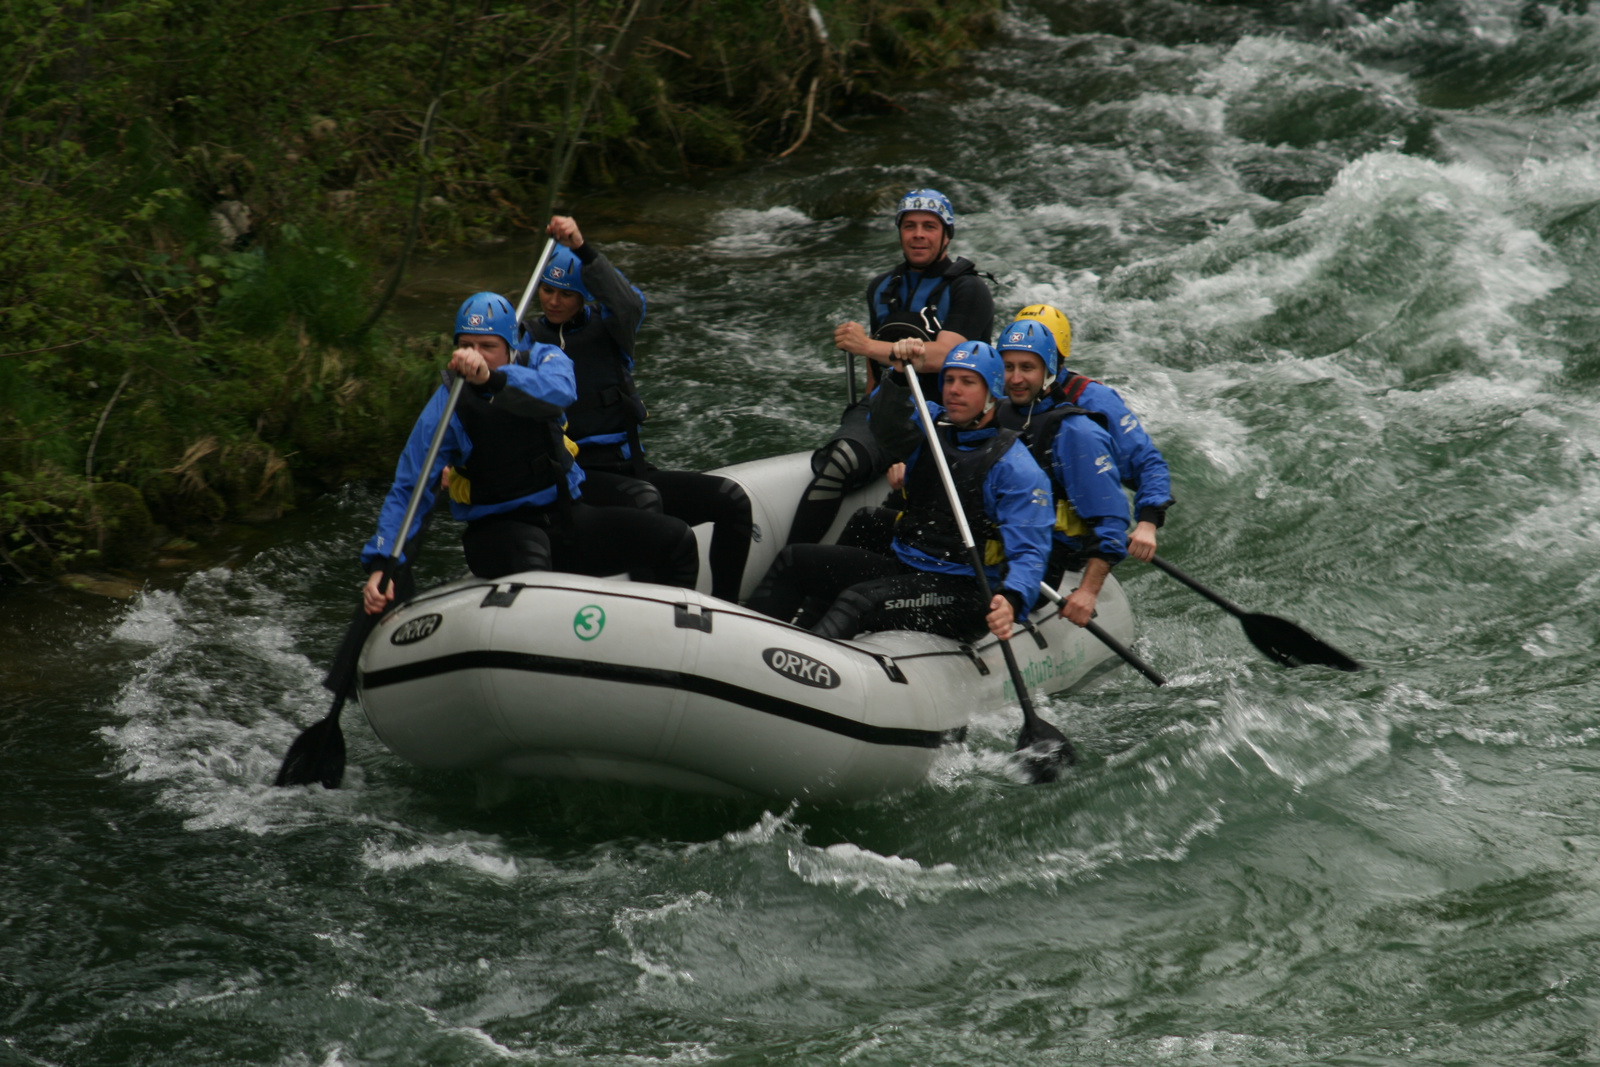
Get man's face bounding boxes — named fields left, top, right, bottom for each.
left=539, top=283, right=584, bottom=325
left=942, top=367, right=992, bottom=426
left=455, top=333, right=511, bottom=370
left=1002, top=351, right=1049, bottom=405
left=898, top=211, right=949, bottom=269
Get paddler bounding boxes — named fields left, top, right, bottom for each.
left=992, top=318, right=1131, bottom=626
left=360, top=292, right=699, bottom=615
left=785, top=188, right=996, bottom=546
left=526, top=215, right=754, bottom=602
left=748, top=339, right=1052, bottom=642
left=1004, top=304, right=1173, bottom=563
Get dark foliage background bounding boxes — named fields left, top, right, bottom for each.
left=0, top=0, right=998, bottom=581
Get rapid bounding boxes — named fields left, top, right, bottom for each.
left=6, top=1, right=1600, bottom=1062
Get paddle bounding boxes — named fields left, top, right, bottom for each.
left=275, top=239, right=558, bottom=788
left=1147, top=554, right=1360, bottom=671
left=898, top=355, right=1076, bottom=782
left=1035, top=581, right=1166, bottom=687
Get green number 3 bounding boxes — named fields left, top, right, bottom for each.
left=573, top=605, right=606, bottom=641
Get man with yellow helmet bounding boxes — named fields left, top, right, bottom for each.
left=1004, top=304, right=1173, bottom=563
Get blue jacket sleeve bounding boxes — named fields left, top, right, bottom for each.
left=982, top=445, right=1055, bottom=613
left=1078, top=380, right=1174, bottom=525
left=1052, top=415, right=1130, bottom=565
left=359, top=384, right=470, bottom=571
left=502, top=343, right=577, bottom=408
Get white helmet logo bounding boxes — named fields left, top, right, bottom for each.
left=467, top=314, right=484, bottom=327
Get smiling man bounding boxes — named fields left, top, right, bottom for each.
left=1006, top=304, right=1173, bottom=564
left=747, top=339, right=1052, bottom=643
left=993, top=318, right=1131, bottom=627
left=786, top=188, right=995, bottom=546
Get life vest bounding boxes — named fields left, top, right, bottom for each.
left=870, top=257, right=981, bottom=396
left=527, top=308, right=648, bottom=468
left=894, top=424, right=1017, bottom=568
left=451, top=379, right=574, bottom=507
left=995, top=397, right=1108, bottom=540
left=1056, top=373, right=1093, bottom=404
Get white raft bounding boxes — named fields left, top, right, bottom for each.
left=356, top=451, right=1135, bottom=801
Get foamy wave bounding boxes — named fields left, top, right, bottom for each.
left=786, top=842, right=962, bottom=904
left=361, top=835, right=523, bottom=881
left=704, top=206, right=814, bottom=254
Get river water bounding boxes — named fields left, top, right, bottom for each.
left=8, top=1, right=1600, bottom=1063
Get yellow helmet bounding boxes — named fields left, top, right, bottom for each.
left=1014, top=304, right=1071, bottom=363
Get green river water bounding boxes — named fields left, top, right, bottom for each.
left=7, top=1, right=1600, bottom=1063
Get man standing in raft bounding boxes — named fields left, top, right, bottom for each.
left=993, top=317, right=1130, bottom=626
left=1008, top=304, right=1173, bottom=563
left=360, top=292, right=699, bottom=615
left=748, top=339, right=1052, bottom=642
left=786, top=188, right=995, bottom=546
left=526, top=215, right=754, bottom=603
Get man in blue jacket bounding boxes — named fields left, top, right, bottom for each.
left=786, top=188, right=995, bottom=546
left=748, top=340, right=1052, bottom=642
left=993, top=318, right=1131, bottom=626
left=1009, top=304, right=1173, bottom=563
left=360, top=292, right=698, bottom=615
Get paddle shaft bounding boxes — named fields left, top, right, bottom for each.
left=1147, top=552, right=1360, bottom=671
left=845, top=350, right=858, bottom=407
left=1036, top=581, right=1166, bottom=687
left=898, top=361, right=1071, bottom=764
left=1148, top=554, right=1247, bottom=617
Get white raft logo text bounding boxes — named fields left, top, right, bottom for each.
left=390, top=613, right=442, bottom=645
left=883, top=592, right=956, bottom=610
left=762, top=648, right=841, bottom=689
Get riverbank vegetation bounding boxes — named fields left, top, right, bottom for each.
left=0, top=0, right=999, bottom=584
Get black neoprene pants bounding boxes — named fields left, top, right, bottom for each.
left=459, top=501, right=699, bottom=589
left=746, top=543, right=990, bottom=642
left=581, top=467, right=753, bottom=602
left=787, top=402, right=891, bottom=546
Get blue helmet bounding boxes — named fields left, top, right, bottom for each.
left=942, top=340, right=1005, bottom=404
left=997, top=319, right=1061, bottom=390
left=455, top=291, right=519, bottom=351
left=896, top=188, right=955, bottom=232
left=538, top=246, right=593, bottom=302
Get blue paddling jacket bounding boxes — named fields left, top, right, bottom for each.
left=360, top=344, right=580, bottom=570
left=997, top=397, right=1130, bottom=564
left=1054, top=374, right=1173, bottom=527
left=868, top=380, right=1054, bottom=613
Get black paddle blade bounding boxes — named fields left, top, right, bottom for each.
left=274, top=697, right=347, bottom=789
left=1014, top=716, right=1077, bottom=783
left=1241, top=612, right=1361, bottom=672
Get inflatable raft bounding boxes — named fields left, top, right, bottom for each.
left=356, top=451, right=1136, bottom=801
